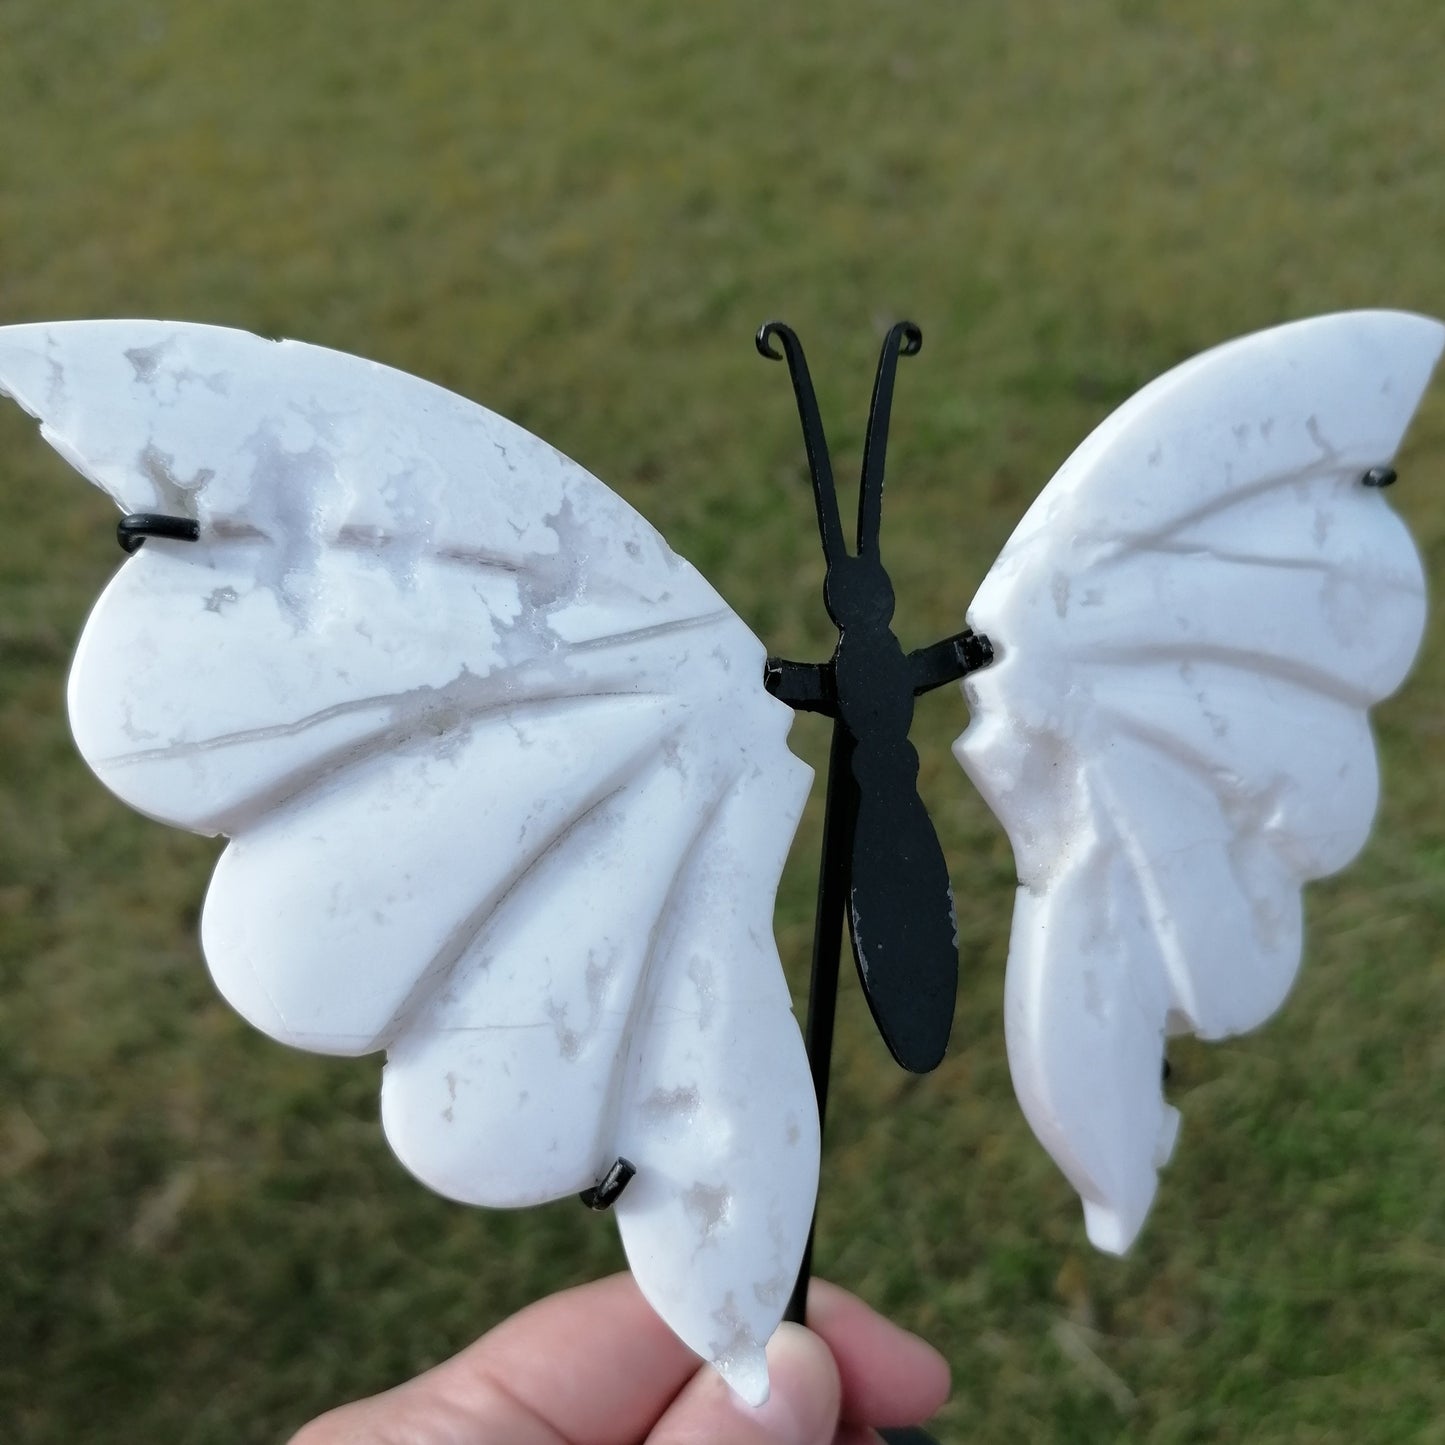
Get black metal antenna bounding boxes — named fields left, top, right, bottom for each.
left=756, top=321, right=849, bottom=572
left=856, top=320, right=921, bottom=558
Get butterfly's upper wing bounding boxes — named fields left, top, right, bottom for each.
left=0, top=321, right=817, bottom=1403
left=954, top=311, right=1443, bottom=1252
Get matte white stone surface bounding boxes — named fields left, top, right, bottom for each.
left=956, top=311, right=1443, bottom=1253
left=0, top=321, right=819, bottom=1405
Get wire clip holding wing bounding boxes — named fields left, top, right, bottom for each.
left=579, top=1157, right=636, bottom=1211
left=117, top=512, right=199, bottom=553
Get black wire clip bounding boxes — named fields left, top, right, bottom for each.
left=579, top=1157, right=636, bottom=1211
left=117, top=513, right=199, bottom=553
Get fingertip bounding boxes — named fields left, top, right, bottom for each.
left=887, top=1329, right=951, bottom=1417
left=752, top=1323, right=842, bottom=1442
left=805, top=1281, right=951, bottom=1425
left=902, top=1338, right=952, bottom=1421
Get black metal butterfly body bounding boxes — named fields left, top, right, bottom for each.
left=759, top=321, right=993, bottom=1077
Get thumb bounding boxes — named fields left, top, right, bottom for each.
left=646, top=1324, right=842, bottom=1445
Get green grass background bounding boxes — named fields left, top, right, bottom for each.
left=2, top=2, right=1444, bottom=1441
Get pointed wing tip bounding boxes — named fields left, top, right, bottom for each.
left=1079, top=1103, right=1178, bottom=1255
left=0, top=324, right=56, bottom=414
left=1284, top=309, right=1444, bottom=359
left=1337, top=309, right=1445, bottom=412
left=1374, top=307, right=1445, bottom=345
left=1083, top=1201, right=1138, bottom=1256
left=717, top=1340, right=770, bottom=1406
left=1371, top=308, right=1445, bottom=380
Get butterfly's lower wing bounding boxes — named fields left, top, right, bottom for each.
left=955, top=311, right=1443, bottom=1251
left=0, top=322, right=816, bottom=1402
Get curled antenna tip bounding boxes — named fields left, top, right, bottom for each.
left=897, top=321, right=923, bottom=356
left=755, top=320, right=796, bottom=361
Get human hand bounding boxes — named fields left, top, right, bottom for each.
left=289, top=1271, right=950, bottom=1444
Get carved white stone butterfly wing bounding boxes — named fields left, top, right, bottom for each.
left=0, top=321, right=818, bottom=1404
left=955, top=311, right=1443, bottom=1252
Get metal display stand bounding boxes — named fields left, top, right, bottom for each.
left=760, top=321, right=994, bottom=1443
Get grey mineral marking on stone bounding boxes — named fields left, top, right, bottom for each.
left=490, top=496, right=588, bottom=667
left=708, top=1292, right=764, bottom=1396
left=208, top=518, right=271, bottom=543
left=659, top=732, right=686, bottom=777
left=1305, top=414, right=1339, bottom=461
left=125, top=340, right=172, bottom=385
left=686, top=954, right=717, bottom=1031
left=137, top=442, right=211, bottom=518
left=638, top=1083, right=701, bottom=1124
left=545, top=953, right=617, bottom=1062
left=118, top=699, right=160, bottom=745
left=682, top=1181, right=732, bottom=1240
left=178, top=366, right=231, bottom=396
left=30, top=330, right=68, bottom=414
left=1051, top=571, right=1071, bottom=618
left=546, top=1001, right=581, bottom=1061
left=237, top=427, right=348, bottom=624
left=753, top=1268, right=789, bottom=1307
left=126, top=338, right=230, bottom=399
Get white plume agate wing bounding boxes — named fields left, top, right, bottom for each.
left=0, top=321, right=818, bottom=1403
left=955, top=312, right=1443, bottom=1253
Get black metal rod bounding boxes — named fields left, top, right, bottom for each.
left=784, top=721, right=856, bottom=1327
left=784, top=720, right=940, bottom=1444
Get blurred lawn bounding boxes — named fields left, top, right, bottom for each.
left=2, top=2, right=1444, bottom=1441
